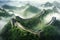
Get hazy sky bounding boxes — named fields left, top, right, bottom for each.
left=0, top=0, right=60, bottom=3
left=0, top=0, right=59, bottom=7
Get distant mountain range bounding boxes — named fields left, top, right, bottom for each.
left=2, top=4, right=21, bottom=10
left=0, top=8, right=13, bottom=17
left=0, top=1, right=60, bottom=19
left=0, top=1, right=60, bottom=32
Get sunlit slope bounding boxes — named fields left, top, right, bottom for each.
left=22, top=4, right=41, bottom=18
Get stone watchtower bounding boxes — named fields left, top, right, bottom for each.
left=48, top=17, right=56, bottom=25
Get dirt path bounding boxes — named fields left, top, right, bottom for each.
left=15, top=22, right=37, bottom=34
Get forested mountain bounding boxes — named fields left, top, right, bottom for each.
left=0, top=1, right=60, bottom=40
left=0, top=8, right=13, bottom=17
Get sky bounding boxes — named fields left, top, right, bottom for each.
left=0, top=0, right=60, bottom=3
left=0, top=0, right=60, bottom=7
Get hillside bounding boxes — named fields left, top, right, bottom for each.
left=0, top=1, right=60, bottom=40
